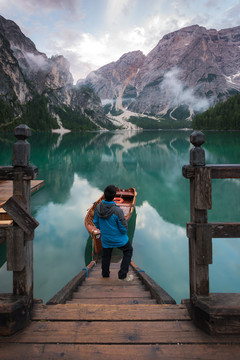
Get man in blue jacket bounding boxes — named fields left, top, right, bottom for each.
left=93, top=184, right=133, bottom=281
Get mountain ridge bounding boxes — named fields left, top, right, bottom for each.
left=1, top=16, right=240, bottom=130
left=84, top=24, right=240, bottom=122
left=0, top=15, right=107, bottom=131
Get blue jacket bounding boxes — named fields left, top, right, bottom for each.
left=93, top=200, right=128, bottom=248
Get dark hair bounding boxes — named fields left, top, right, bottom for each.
left=104, top=185, right=116, bottom=201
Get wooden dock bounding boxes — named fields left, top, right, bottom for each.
left=1, top=127, right=240, bottom=359
left=0, top=180, right=44, bottom=206
left=0, top=179, right=44, bottom=244
left=1, top=262, right=240, bottom=359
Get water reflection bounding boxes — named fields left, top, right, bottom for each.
left=134, top=202, right=189, bottom=301
left=0, top=130, right=239, bottom=303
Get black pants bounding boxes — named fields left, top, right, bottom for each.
left=102, top=241, right=133, bottom=279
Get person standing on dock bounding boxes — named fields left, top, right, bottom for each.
left=93, top=184, right=134, bottom=281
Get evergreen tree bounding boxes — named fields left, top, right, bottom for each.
left=193, top=93, right=240, bottom=130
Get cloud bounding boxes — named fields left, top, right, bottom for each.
left=45, top=24, right=148, bottom=81
left=2, top=0, right=240, bottom=83
left=46, top=30, right=113, bottom=81
left=23, top=51, right=49, bottom=71
left=32, top=175, right=102, bottom=301
left=1, top=0, right=79, bottom=14
left=223, top=3, right=240, bottom=27
left=105, top=0, right=137, bottom=26
left=160, top=67, right=212, bottom=112
left=134, top=201, right=189, bottom=303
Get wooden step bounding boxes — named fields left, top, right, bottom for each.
left=67, top=298, right=157, bottom=305
left=88, top=271, right=136, bottom=278
left=82, top=278, right=140, bottom=286
left=72, top=286, right=150, bottom=299
left=0, top=220, right=13, bottom=226
left=1, top=343, right=240, bottom=360
left=32, top=304, right=191, bottom=321
left=67, top=262, right=157, bottom=305
left=1, top=320, right=239, bottom=344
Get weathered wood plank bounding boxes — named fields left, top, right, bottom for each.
left=189, top=162, right=209, bottom=298
left=0, top=166, right=38, bottom=181
left=182, top=165, right=195, bottom=178
left=1, top=320, right=240, bottom=344
left=211, top=223, right=240, bottom=238
left=73, top=286, right=150, bottom=299
left=29, top=180, right=45, bottom=193
left=6, top=225, right=24, bottom=271
left=187, top=222, right=240, bottom=238
left=0, top=180, right=44, bottom=204
left=1, top=344, right=240, bottom=360
left=183, top=164, right=240, bottom=179
left=0, top=294, right=31, bottom=336
left=195, top=293, right=240, bottom=315
left=105, top=263, right=128, bottom=268
left=196, top=224, right=212, bottom=265
left=207, top=164, right=240, bottom=179
left=195, top=264, right=209, bottom=297
left=3, top=196, right=39, bottom=235
left=0, top=167, right=15, bottom=180
left=194, top=167, right=212, bottom=210
left=194, top=294, right=240, bottom=335
left=0, top=294, right=29, bottom=314
left=32, top=304, right=191, bottom=321
left=131, top=262, right=176, bottom=304
left=78, top=284, right=145, bottom=291
left=82, top=278, right=140, bottom=286
left=189, top=230, right=196, bottom=298
left=68, top=298, right=157, bottom=305
left=89, top=270, right=136, bottom=278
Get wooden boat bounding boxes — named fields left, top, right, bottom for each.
left=85, top=187, right=137, bottom=254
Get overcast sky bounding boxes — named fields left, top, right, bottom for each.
left=1, top=0, right=240, bottom=82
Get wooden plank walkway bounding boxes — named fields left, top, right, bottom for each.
left=0, top=180, right=45, bottom=206
left=68, top=263, right=157, bottom=305
left=0, top=180, right=44, bottom=235
left=1, top=262, right=240, bottom=359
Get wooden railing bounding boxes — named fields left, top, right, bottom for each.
left=182, top=131, right=240, bottom=299
left=182, top=131, right=240, bottom=334
left=0, top=125, right=39, bottom=335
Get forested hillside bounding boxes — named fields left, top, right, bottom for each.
left=193, top=94, right=240, bottom=130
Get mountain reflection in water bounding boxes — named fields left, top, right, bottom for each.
left=0, top=130, right=239, bottom=303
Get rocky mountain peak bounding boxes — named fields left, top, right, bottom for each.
left=0, top=15, right=73, bottom=95
left=0, top=15, right=106, bottom=131
left=84, top=24, right=240, bottom=120
left=0, top=15, right=40, bottom=56
left=84, top=50, right=145, bottom=107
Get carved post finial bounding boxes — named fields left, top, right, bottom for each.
left=13, top=124, right=31, bottom=167
left=14, top=124, right=31, bottom=140
left=190, top=131, right=205, bottom=166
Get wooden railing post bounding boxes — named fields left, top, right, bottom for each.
left=188, top=131, right=212, bottom=298
left=183, top=134, right=240, bottom=334
left=0, top=124, right=41, bottom=335
left=12, top=125, right=33, bottom=298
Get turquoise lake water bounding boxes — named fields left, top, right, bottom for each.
left=0, top=130, right=239, bottom=303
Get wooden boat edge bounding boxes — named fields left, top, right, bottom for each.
left=84, top=187, right=137, bottom=254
